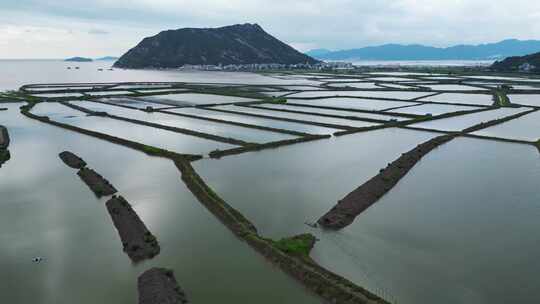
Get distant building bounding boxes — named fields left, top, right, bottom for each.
left=518, top=62, right=536, bottom=72
left=177, top=61, right=355, bottom=71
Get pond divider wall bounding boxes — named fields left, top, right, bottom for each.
left=243, top=104, right=389, bottom=124
left=318, top=134, right=457, bottom=229
left=138, top=268, right=188, bottom=304
left=208, top=135, right=331, bottom=159
left=158, top=109, right=312, bottom=137
left=64, top=100, right=254, bottom=147
left=284, top=102, right=421, bottom=119
left=201, top=107, right=356, bottom=131
left=21, top=103, right=201, bottom=162
left=176, top=160, right=389, bottom=304
left=106, top=196, right=160, bottom=262
left=105, top=113, right=252, bottom=147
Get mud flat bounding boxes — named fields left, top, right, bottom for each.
left=138, top=268, right=188, bottom=304
left=77, top=167, right=117, bottom=197
left=318, top=134, right=456, bottom=229
left=106, top=196, right=160, bottom=262
left=59, top=151, right=87, bottom=169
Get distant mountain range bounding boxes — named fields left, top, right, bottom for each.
left=306, top=39, right=540, bottom=61
left=114, top=23, right=318, bottom=69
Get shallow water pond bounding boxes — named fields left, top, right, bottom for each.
left=0, top=107, right=318, bottom=304
left=169, top=107, right=340, bottom=135
left=410, top=107, right=526, bottom=131
left=314, top=138, right=540, bottom=304
left=72, top=101, right=295, bottom=144
left=419, top=93, right=495, bottom=105
left=288, top=97, right=418, bottom=111
left=472, top=110, right=540, bottom=141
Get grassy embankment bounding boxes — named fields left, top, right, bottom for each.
left=177, top=159, right=389, bottom=304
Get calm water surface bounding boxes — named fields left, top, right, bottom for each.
left=0, top=103, right=319, bottom=304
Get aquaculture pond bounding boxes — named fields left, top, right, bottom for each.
left=213, top=105, right=381, bottom=128
left=72, top=101, right=295, bottom=143
left=387, top=103, right=479, bottom=115
left=507, top=94, right=540, bottom=106
left=326, top=82, right=381, bottom=89
left=419, top=93, right=495, bottom=105
left=0, top=105, right=318, bottom=304
left=423, top=84, right=485, bottom=91
left=410, top=107, right=526, bottom=131
left=140, top=93, right=260, bottom=106
left=289, top=90, right=433, bottom=100
left=193, top=128, right=436, bottom=238
left=30, top=93, right=85, bottom=98
left=472, top=110, right=540, bottom=141
left=315, top=138, right=540, bottom=304
left=97, top=97, right=174, bottom=109
left=288, top=97, right=418, bottom=111
left=258, top=103, right=410, bottom=121
left=168, top=106, right=340, bottom=135
left=31, top=103, right=237, bottom=155
left=7, top=67, right=540, bottom=304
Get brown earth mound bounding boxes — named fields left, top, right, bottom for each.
left=106, top=196, right=160, bottom=262
left=77, top=167, right=117, bottom=197
left=137, top=268, right=188, bottom=304
left=59, top=151, right=87, bottom=169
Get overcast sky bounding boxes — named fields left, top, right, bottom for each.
left=1, top=0, right=540, bottom=59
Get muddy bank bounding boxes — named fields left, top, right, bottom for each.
left=318, top=134, right=456, bottom=230
left=138, top=268, right=187, bottom=304
left=77, top=167, right=117, bottom=197
left=59, top=151, right=87, bottom=169
left=106, top=196, right=160, bottom=262
left=176, top=160, right=389, bottom=304
left=0, top=126, right=10, bottom=167
left=0, top=126, right=10, bottom=149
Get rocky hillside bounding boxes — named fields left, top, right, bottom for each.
left=114, top=23, right=318, bottom=68
left=491, top=52, right=540, bottom=73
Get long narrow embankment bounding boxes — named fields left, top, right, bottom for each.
left=176, top=160, right=389, bottom=304
left=0, top=126, right=11, bottom=166
left=138, top=268, right=188, bottom=304
left=59, top=151, right=87, bottom=169
left=0, top=125, right=10, bottom=150
left=59, top=151, right=116, bottom=197
left=106, top=196, right=160, bottom=262
left=77, top=167, right=117, bottom=197
left=21, top=103, right=201, bottom=161
left=318, top=134, right=456, bottom=230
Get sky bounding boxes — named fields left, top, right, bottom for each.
left=1, top=0, right=540, bottom=59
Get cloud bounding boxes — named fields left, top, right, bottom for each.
left=88, top=29, right=109, bottom=35
left=0, top=0, right=540, bottom=57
